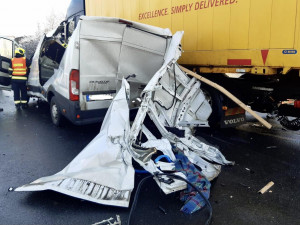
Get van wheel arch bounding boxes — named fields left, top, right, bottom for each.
left=47, top=91, right=54, bottom=103
left=50, top=96, right=64, bottom=127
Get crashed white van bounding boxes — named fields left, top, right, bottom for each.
left=27, top=16, right=180, bottom=126
left=16, top=20, right=234, bottom=208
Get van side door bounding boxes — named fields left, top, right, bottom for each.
left=0, top=37, right=15, bottom=86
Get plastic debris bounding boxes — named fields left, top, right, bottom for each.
left=158, top=206, right=167, bottom=215
left=8, top=187, right=14, bottom=192
left=239, top=183, right=250, bottom=189
left=91, top=215, right=121, bottom=225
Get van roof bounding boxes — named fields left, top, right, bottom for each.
left=79, top=16, right=172, bottom=37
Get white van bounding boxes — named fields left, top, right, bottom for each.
left=26, top=16, right=174, bottom=126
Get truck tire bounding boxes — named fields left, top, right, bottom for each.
left=50, top=96, right=63, bottom=126
left=201, top=85, right=223, bottom=128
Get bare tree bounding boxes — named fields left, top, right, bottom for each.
left=17, top=10, right=65, bottom=59
left=16, top=36, right=39, bottom=59
left=43, top=10, right=65, bottom=34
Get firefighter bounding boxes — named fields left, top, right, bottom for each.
left=9, top=48, right=30, bottom=109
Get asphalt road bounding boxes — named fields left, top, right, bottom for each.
left=0, top=89, right=299, bottom=225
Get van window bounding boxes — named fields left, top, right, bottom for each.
left=0, top=38, right=13, bottom=58
left=40, top=39, right=66, bottom=85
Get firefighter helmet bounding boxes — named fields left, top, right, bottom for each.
left=15, top=47, right=25, bottom=56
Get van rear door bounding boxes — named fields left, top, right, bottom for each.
left=78, top=19, right=168, bottom=111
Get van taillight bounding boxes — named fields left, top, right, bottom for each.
left=69, top=69, right=79, bottom=101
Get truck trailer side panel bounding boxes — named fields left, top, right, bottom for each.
left=85, top=0, right=300, bottom=75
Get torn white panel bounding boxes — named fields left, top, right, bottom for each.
left=153, top=172, right=187, bottom=195
left=155, top=161, right=175, bottom=171
left=141, top=139, right=176, bottom=162
left=128, top=31, right=233, bottom=182
left=27, top=35, right=45, bottom=87
left=141, top=125, right=157, bottom=141
left=183, top=150, right=221, bottom=181
left=15, top=79, right=134, bottom=207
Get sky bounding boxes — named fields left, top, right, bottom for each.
left=0, top=0, right=71, bottom=37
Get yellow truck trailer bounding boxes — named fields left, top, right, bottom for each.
left=65, top=0, right=300, bottom=129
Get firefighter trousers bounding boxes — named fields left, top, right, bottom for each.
left=11, top=80, right=28, bottom=106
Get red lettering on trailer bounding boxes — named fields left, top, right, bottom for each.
left=139, top=0, right=238, bottom=20
left=138, top=8, right=168, bottom=20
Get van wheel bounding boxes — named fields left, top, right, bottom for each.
left=50, top=96, right=62, bottom=126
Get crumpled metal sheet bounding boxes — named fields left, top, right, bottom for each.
left=126, top=31, right=234, bottom=182
left=15, top=79, right=135, bottom=207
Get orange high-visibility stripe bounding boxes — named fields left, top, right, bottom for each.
left=12, top=57, right=27, bottom=76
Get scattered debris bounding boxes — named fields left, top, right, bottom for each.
left=266, top=114, right=275, bottom=119
left=239, top=183, right=250, bottom=189
left=91, top=215, right=121, bottom=225
left=8, top=187, right=14, bottom=192
left=251, top=124, right=263, bottom=128
left=245, top=168, right=255, bottom=174
left=258, top=181, right=274, bottom=194
left=158, top=206, right=167, bottom=215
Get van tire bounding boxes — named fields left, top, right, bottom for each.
left=50, top=96, right=63, bottom=126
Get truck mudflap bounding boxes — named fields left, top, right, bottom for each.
left=15, top=30, right=233, bottom=208
left=221, top=107, right=246, bottom=128
left=221, top=114, right=246, bottom=128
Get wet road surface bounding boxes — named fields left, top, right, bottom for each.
left=0, top=89, right=299, bottom=225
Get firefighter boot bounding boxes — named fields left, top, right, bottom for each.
left=15, top=104, right=21, bottom=110
left=22, top=103, right=28, bottom=109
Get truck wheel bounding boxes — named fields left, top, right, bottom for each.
left=50, top=96, right=63, bottom=126
left=201, top=86, right=223, bottom=128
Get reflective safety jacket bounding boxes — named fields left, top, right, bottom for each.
left=11, top=57, right=27, bottom=80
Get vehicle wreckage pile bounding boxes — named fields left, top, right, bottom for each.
left=15, top=28, right=234, bottom=217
